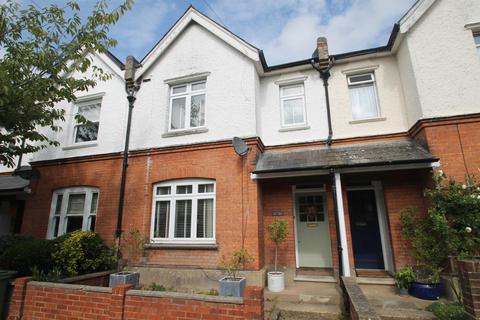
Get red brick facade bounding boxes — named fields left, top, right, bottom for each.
left=7, top=277, right=263, bottom=320
left=16, top=116, right=480, bottom=277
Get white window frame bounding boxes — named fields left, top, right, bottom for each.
left=150, top=179, right=216, bottom=244
left=72, top=97, right=102, bottom=145
left=47, top=187, right=99, bottom=239
left=347, top=72, right=381, bottom=121
left=168, top=81, right=207, bottom=132
left=279, top=83, right=307, bottom=128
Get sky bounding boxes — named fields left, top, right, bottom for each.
left=25, top=0, right=417, bottom=66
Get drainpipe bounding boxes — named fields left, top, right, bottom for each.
left=115, top=56, right=141, bottom=247
left=311, top=37, right=335, bottom=146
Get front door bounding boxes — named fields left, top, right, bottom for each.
left=295, top=193, right=332, bottom=268
left=347, top=189, right=385, bottom=269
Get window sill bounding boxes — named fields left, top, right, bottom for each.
left=145, top=243, right=218, bottom=250
left=62, top=142, right=98, bottom=150
left=161, top=127, right=208, bottom=138
left=349, top=117, right=386, bottom=125
left=279, top=125, right=310, bottom=132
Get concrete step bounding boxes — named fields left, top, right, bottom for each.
left=377, top=308, right=435, bottom=320
left=265, top=301, right=345, bottom=320
left=265, top=291, right=341, bottom=305
left=294, top=275, right=337, bottom=283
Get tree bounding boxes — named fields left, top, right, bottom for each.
left=0, top=0, right=133, bottom=167
left=267, top=219, right=289, bottom=272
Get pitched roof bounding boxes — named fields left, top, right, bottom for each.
left=254, top=140, right=437, bottom=174
left=0, top=175, right=30, bottom=192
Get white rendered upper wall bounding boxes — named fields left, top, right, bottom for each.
left=398, top=0, right=480, bottom=125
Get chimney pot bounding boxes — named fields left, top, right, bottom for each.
left=316, top=37, right=329, bottom=61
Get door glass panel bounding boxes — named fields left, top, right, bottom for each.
left=298, top=195, right=324, bottom=222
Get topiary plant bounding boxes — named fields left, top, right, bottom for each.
left=52, top=230, right=116, bottom=277
left=267, top=219, right=289, bottom=272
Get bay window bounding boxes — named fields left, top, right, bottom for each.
left=48, top=187, right=99, bottom=238
left=151, top=179, right=215, bottom=244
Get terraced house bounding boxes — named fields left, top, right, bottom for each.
left=1, top=0, right=479, bottom=294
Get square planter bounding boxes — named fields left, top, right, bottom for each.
left=109, top=271, right=139, bottom=288
left=218, top=276, right=246, bottom=297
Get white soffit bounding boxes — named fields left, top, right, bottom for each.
left=138, top=7, right=259, bottom=79
left=399, top=0, right=437, bottom=34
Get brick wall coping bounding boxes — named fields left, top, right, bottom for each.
left=58, top=270, right=115, bottom=283
left=28, top=281, right=112, bottom=293
left=127, top=289, right=244, bottom=304
left=342, top=277, right=381, bottom=320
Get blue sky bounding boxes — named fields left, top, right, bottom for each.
left=27, top=0, right=417, bottom=65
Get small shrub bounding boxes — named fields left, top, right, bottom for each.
left=393, top=267, right=416, bottom=289
left=426, top=302, right=467, bottom=320
left=148, top=282, right=173, bottom=292
left=0, top=238, right=55, bottom=276
left=0, top=234, right=32, bottom=256
left=219, top=247, right=254, bottom=280
left=31, top=266, right=63, bottom=282
left=52, top=230, right=117, bottom=277
left=267, top=219, right=289, bottom=272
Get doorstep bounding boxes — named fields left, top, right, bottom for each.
left=356, top=277, right=395, bottom=285
left=294, top=275, right=337, bottom=283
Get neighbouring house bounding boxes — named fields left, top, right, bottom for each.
left=1, top=0, right=479, bottom=289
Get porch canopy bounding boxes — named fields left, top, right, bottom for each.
left=0, top=175, right=30, bottom=195
left=252, top=140, right=438, bottom=178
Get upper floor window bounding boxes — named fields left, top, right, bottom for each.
left=169, top=81, right=206, bottom=131
left=74, top=99, right=101, bottom=143
left=280, top=83, right=307, bottom=127
left=151, top=179, right=215, bottom=244
left=347, top=73, right=380, bottom=121
left=48, top=187, right=99, bottom=238
left=474, top=33, right=480, bottom=55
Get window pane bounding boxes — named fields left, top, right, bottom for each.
left=281, top=85, right=303, bottom=96
left=349, top=74, right=373, bottom=83
left=197, top=199, right=214, bottom=238
left=88, top=215, right=96, bottom=231
left=176, top=185, right=192, bottom=194
left=172, top=85, right=187, bottom=94
left=474, top=34, right=480, bottom=45
left=171, top=97, right=186, bottom=130
left=67, top=194, right=85, bottom=215
left=198, top=184, right=214, bottom=193
left=174, top=200, right=192, bottom=238
left=75, top=123, right=99, bottom=142
left=154, top=201, right=170, bottom=238
left=66, top=216, right=83, bottom=233
left=349, top=84, right=379, bottom=120
left=53, top=216, right=60, bottom=237
left=78, top=103, right=101, bottom=122
left=191, top=82, right=206, bottom=91
left=55, top=194, right=63, bottom=215
left=283, top=98, right=305, bottom=125
left=90, top=193, right=98, bottom=214
left=156, top=186, right=171, bottom=195
left=190, top=94, right=205, bottom=127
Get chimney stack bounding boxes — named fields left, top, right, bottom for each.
left=316, top=37, right=329, bottom=61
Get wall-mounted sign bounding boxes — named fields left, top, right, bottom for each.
left=272, top=211, right=284, bottom=216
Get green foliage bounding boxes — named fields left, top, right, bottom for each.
left=219, top=247, right=254, bottom=280
left=148, top=282, right=173, bottom=292
left=122, top=229, right=148, bottom=258
left=52, top=230, right=117, bottom=277
left=426, top=302, right=467, bottom=320
left=400, top=171, right=480, bottom=282
left=0, top=238, right=55, bottom=276
left=0, top=0, right=133, bottom=167
left=196, top=289, right=219, bottom=296
left=0, top=234, right=32, bottom=256
left=31, top=266, right=63, bottom=282
left=267, top=219, right=289, bottom=272
left=393, top=267, right=416, bottom=289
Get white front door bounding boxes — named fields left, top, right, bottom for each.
left=295, top=192, right=333, bottom=268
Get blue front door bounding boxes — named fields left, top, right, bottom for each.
left=347, top=189, right=385, bottom=270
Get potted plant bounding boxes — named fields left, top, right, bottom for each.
left=267, top=219, right=289, bottom=292
left=218, top=247, right=253, bottom=297
left=393, top=266, right=415, bottom=295
left=408, top=266, right=444, bottom=300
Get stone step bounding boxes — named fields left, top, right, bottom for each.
left=264, top=291, right=341, bottom=305
left=264, top=301, right=345, bottom=320
left=377, top=308, right=435, bottom=320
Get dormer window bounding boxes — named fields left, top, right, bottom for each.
left=347, top=73, right=380, bottom=121
left=169, top=81, right=206, bottom=131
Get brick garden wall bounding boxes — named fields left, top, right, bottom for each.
left=7, top=277, right=263, bottom=320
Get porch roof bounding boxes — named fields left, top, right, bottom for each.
left=0, top=175, right=30, bottom=193
left=253, top=140, right=438, bottom=174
